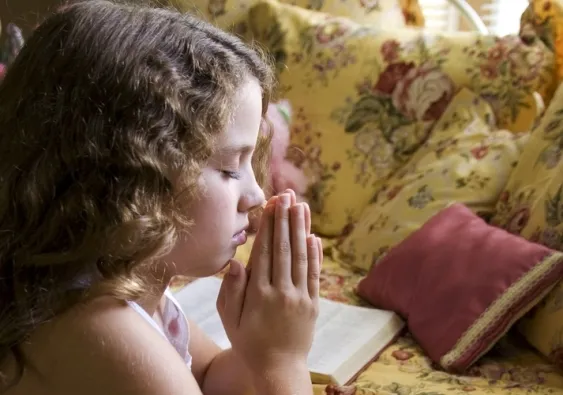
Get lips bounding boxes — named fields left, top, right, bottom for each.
left=234, top=223, right=249, bottom=237
left=232, top=230, right=248, bottom=246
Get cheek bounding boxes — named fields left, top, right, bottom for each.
left=191, top=180, right=237, bottom=224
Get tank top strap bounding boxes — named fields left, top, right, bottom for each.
left=126, top=289, right=192, bottom=369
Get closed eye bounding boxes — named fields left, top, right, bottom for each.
left=221, top=170, right=242, bottom=180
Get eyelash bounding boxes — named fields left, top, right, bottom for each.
left=221, top=170, right=242, bottom=180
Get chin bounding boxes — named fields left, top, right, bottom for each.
left=194, top=256, right=234, bottom=278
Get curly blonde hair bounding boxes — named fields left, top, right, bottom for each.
left=0, top=0, right=274, bottom=380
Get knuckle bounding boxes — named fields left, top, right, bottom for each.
left=278, top=287, right=297, bottom=305
left=256, top=283, right=271, bottom=297
left=277, top=240, right=291, bottom=255
left=308, top=266, right=321, bottom=281
left=279, top=208, right=290, bottom=220
left=295, top=251, right=308, bottom=264
left=310, top=304, right=320, bottom=319
left=296, top=297, right=314, bottom=316
left=258, top=241, right=270, bottom=256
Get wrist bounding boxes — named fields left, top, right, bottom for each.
left=250, top=359, right=312, bottom=395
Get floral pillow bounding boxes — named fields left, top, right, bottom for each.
left=491, top=83, right=563, bottom=369
left=492, top=82, right=563, bottom=248
left=246, top=0, right=554, bottom=236
left=335, top=88, right=523, bottom=271
left=166, top=0, right=407, bottom=31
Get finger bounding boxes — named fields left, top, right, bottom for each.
left=317, top=237, right=323, bottom=269
left=284, top=190, right=307, bottom=236
left=290, top=203, right=308, bottom=289
left=285, top=189, right=310, bottom=235
left=220, top=260, right=248, bottom=329
left=284, top=189, right=297, bottom=206
left=248, top=200, right=275, bottom=287
left=304, top=202, right=311, bottom=235
left=272, top=193, right=292, bottom=288
left=266, top=195, right=278, bottom=209
left=216, top=260, right=239, bottom=323
left=217, top=277, right=227, bottom=319
left=247, top=196, right=277, bottom=274
left=307, top=234, right=320, bottom=300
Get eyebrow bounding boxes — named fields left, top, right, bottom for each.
left=218, top=144, right=255, bottom=156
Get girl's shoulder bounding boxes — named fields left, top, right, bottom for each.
left=14, top=296, right=200, bottom=395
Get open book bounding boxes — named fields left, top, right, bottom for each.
left=173, top=277, right=404, bottom=385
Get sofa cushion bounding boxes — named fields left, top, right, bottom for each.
left=334, top=88, right=522, bottom=271
left=166, top=0, right=407, bottom=31
left=357, top=203, right=563, bottom=372
left=245, top=0, right=554, bottom=236
left=492, top=81, right=563, bottom=370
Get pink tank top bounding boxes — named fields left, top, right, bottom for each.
left=127, top=289, right=192, bottom=370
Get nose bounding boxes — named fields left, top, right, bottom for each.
left=238, top=178, right=266, bottom=213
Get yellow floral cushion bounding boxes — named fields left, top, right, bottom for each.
left=347, top=332, right=563, bottom=395
left=519, top=280, right=563, bottom=370
left=334, top=88, right=523, bottom=271
left=172, top=235, right=563, bottom=395
left=492, top=83, right=563, bottom=251
left=491, top=83, right=563, bottom=369
left=166, top=0, right=406, bottom=31
left=245, top=0, right=554, bottom=236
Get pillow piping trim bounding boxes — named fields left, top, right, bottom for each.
left=440, top=251, right=563, bottom=371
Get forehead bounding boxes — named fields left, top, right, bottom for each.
left=216, top=78, right=263, bottom=152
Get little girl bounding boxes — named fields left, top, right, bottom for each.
left=0, top=2, right=323, bottom=394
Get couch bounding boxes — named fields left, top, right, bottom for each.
left=165, top=0, right=563, bottom=394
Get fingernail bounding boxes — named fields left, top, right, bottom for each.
left=229, top=261, right=240, bottom=276
left=280, top=193, right=290, bottom=206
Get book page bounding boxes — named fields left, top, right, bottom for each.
left=174, top=277, right=401, bottom=378
left=308, top=298, right=399, bottom=376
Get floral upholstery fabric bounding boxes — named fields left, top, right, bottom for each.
left=492, top=82, right=563, bottom=370
left=492, top=82, right=563, bottom=263
left=166, top=0, right=407, bottom=32
left=172, top=236, right=563, bottom=395
left=519, top=280, right=563, bottom=371
left=334, top=88, right=523, bottom=271
left=245, top=0, right=554, bottom=236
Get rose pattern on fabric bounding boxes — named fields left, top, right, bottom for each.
left=245, top=0, right=553, bottom=238
left=392, top=61, right=455, bottom=122
left=171, top=236, right=563, bottom=395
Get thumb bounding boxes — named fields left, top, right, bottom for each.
left=220, top=260, right=248, bottom=330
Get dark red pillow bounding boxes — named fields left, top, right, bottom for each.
left=357, top=203, right=563, bottom=372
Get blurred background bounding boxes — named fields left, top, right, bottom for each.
left=0, top=0, right=531, bottom=37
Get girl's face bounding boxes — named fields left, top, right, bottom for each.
left=163, top=78, right=265, bottom=277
